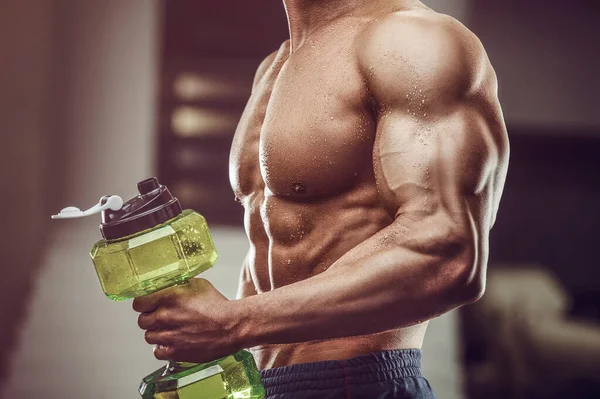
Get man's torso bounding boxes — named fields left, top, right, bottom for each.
left=229, top=5, right=433, bottom=369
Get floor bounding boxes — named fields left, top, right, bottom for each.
left=1, top=225, right=464, bottom=399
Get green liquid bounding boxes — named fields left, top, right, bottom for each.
left=89, top=209, right=265, bottom=398
left=90, top=210, right=218, bottom=301
left=139, top=350, right=265, bottom=399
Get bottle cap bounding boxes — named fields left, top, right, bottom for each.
left=51, top=177, right=183, bottom=240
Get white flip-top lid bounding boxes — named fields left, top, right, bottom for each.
left=51, top=195, right=124, bottom=219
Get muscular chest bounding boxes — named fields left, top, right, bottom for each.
left=230, top=42, right=375, bottom=200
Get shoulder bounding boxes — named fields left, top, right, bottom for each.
left=252, top=41, right=290, bottom=88
left=356, top=9, right=494, bottom=100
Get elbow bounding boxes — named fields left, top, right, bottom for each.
left=409, top=216, right=487, bottom=312
left=444, top=234, right=486, bottom=307
left=459, top=270, right=486, bottom=305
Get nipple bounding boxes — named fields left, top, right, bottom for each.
left=291, top=182, right=306, bottom=194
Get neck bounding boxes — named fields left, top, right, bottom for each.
left=282, top=0, right=417, bottom=51
left=283, top=0, right=359, bottom=49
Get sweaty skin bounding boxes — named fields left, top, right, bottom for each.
left=134, top=0, right=509, bottom=370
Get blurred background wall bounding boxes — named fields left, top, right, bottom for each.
left=471, top=1, right=600, bottom=129
left=56, top=0, right=159, bottom=205
left=0, top=1, right=598, bottom=398
left=468, top=1, right=600, bottom=305
left=0, top=0, right=161, bottom=394
left=0, top=0, right=57, bottom=385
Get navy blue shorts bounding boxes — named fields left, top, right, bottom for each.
left=259, top=349, right=436, bottom=398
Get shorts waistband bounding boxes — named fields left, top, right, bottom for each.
left=259, top=349, right=422, bottom=395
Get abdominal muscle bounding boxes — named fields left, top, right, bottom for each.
left=252, top=327, right=428, bottom=370
left=246, top=188, right=430, bottom=369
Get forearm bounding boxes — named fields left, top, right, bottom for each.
left=235, top=219, right=480, bottom=348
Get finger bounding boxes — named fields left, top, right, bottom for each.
left=153, top=344, right=175, bottom=361
left=139, top=309, right=178, bottom=330
left=132, top=296, right=158, bottom=313
left=145, top=330, right=174, bottom=345
left=137, top=312, right=158, bottom=330
left=132, top=288, right=175, bottom=313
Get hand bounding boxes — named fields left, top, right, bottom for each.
left=132, top=278, right=242, bottom=363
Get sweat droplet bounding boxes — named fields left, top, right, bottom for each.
left=292, top=183, right=306, bottom=193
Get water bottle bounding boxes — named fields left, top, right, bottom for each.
left=52, top=177, right=265, bottom=399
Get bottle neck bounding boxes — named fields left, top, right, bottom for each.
left=103, top=212, right=186, bottom=243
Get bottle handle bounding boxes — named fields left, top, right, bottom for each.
left=51, top=195, right=124, bottom=219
